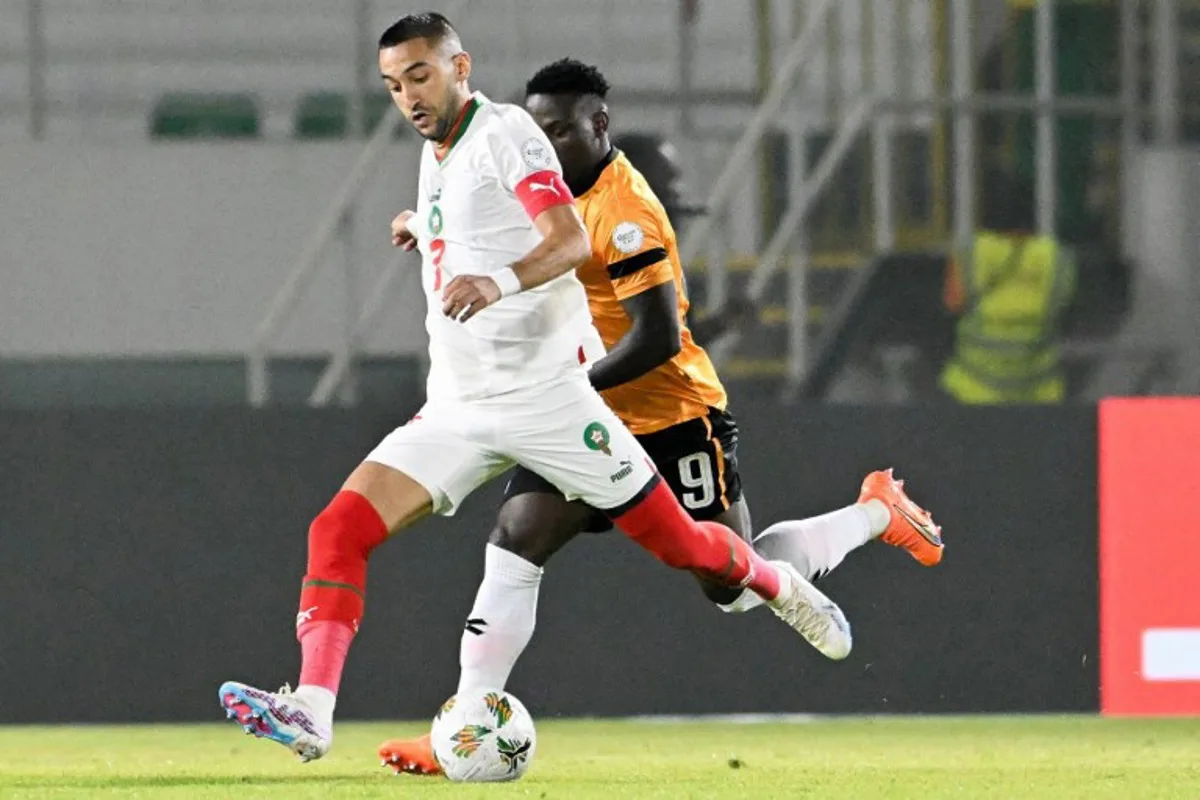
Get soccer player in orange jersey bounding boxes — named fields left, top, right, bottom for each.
left=379, top=58, right=943, bottom=776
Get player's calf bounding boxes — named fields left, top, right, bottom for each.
left=607, top=477, right=779, bottom=594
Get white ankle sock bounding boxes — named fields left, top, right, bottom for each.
left=292, top=685, right=336, bottom=728
left=457, top=544, right=543, bottom=694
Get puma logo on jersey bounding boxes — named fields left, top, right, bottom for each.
left=610, top=459, right=634, bottom=483
left=528, top=181, right=560, bottom=196
left=296, top=606, right=318, bottom=626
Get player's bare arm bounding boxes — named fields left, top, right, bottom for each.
left=442, top=203, right=589, bottom=322
left=588, top=281, right=682, bottom=391
left=510, top=202, right=591, bottom=290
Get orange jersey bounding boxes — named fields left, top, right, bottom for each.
left=574, top=150, right=726, bottom=435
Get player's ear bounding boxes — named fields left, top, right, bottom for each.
left=452, top=51, right=472, bottom=82
left=592, top=109, right=609, bottom=137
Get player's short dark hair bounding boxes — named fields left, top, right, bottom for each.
left=378, top=12, right=457, bottom=49
left=525, top=58, right=611, bottom=99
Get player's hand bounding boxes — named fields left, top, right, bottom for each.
left=391, top=210, right=418, bottom=251
left=442, top=275, right=501, bottom=323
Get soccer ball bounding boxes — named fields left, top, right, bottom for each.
left=429, top=687, right=537, bottom=782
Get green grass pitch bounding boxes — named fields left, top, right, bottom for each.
left=1, top=716, right=1198, bottom=799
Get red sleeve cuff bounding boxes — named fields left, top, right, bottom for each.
left=514, top=170, right=574, bottom=219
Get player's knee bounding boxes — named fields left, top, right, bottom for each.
left=487, top=520, right=547, bottom=566
left=308, top=490, right=387, bottom=568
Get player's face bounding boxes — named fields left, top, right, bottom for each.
left=525, top=93, right=604, bottom=185
left=379, top=38, right=471, bottom=141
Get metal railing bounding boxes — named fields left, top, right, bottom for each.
left=687, top=0, right=1183, bottom=398
left=677, top=0, right=835, bottom=268
left=680, top=0, right=880, bottom=382
left=678, top=0, right=842, bottom=377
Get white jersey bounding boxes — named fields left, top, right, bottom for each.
left=409, top=92, right=605, bottom=402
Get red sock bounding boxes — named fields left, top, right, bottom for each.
left=297, top=620, right=355, bottom=693
left=610, top=478, right=781, bottom=600
left=295, top=490, right=390, bottom=693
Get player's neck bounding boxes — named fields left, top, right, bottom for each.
left=566, top=145, right=617, bottom=198
left=434, top=92, right=478, bottom=161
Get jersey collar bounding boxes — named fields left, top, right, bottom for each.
left=433, top=92, right=485, bottom=164
left=568, top=147, right=619, bottom=199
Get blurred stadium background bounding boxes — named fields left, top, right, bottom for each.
left=2, top=0, right=1200, bottom=796
left=5, top=0, right=1198, bottom=404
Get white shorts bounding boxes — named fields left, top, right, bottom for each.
left=365, top=374, right=658, bottom=516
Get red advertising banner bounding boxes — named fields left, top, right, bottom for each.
left=1100, top=397, right=1200, bottom=715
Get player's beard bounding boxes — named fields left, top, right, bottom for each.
left=425, top=89, right=463, bottom=143
left=429, top=115, right=453, bottom=143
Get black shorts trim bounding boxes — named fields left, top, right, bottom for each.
left=599, top=473, right=662, bottom=519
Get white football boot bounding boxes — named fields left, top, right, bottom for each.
left=766, top=561, right=853, bottom=660
left=218, top=681, right=331, bottom=762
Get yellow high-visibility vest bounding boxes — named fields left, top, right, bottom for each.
left=940, top=232, right=1076, bottom=404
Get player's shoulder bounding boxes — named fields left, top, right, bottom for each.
left=472, top=98, right=555, bottom=168
left=593, top=153, right=670, bottom=229
left=477, top=98, right=543, bottom=140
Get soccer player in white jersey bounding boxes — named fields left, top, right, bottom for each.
left=216, top=11, right=851, bottom=764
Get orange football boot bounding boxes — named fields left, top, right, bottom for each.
left=858, top=468, right=943, bottom=566
left=379, top=733, right=443, bottom=776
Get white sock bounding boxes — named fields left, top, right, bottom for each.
left=457, top=543, right=543, bottom=694
left=292, top=685, right=336, bottom=728
left=716, top=502, right=886, bottom=614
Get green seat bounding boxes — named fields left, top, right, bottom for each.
left=292, top=91, right=398, bottom=140
left=150, top=93, right=261, bottom=139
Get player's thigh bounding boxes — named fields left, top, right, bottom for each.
left=640, top=407, right=745, bottom=525
left=341, top=461, right=436, bottom=533
left=363, top=411, right=512, bottom=523
left=489, top=467, right=604, bottom=567
left=500, top=378, right=657, bottom=512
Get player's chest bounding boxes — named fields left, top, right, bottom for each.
left=417, top=153, right=514, bottom=237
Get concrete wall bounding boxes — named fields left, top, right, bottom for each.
left=2, top=141, right=425, bottom=357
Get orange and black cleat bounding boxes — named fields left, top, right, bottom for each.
left=379, top=733, right=443, bottom=777
left=859, top=468, right=944, bottom=566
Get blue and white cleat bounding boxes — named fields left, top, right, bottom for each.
left=218, top=681, right=331, bottom=762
